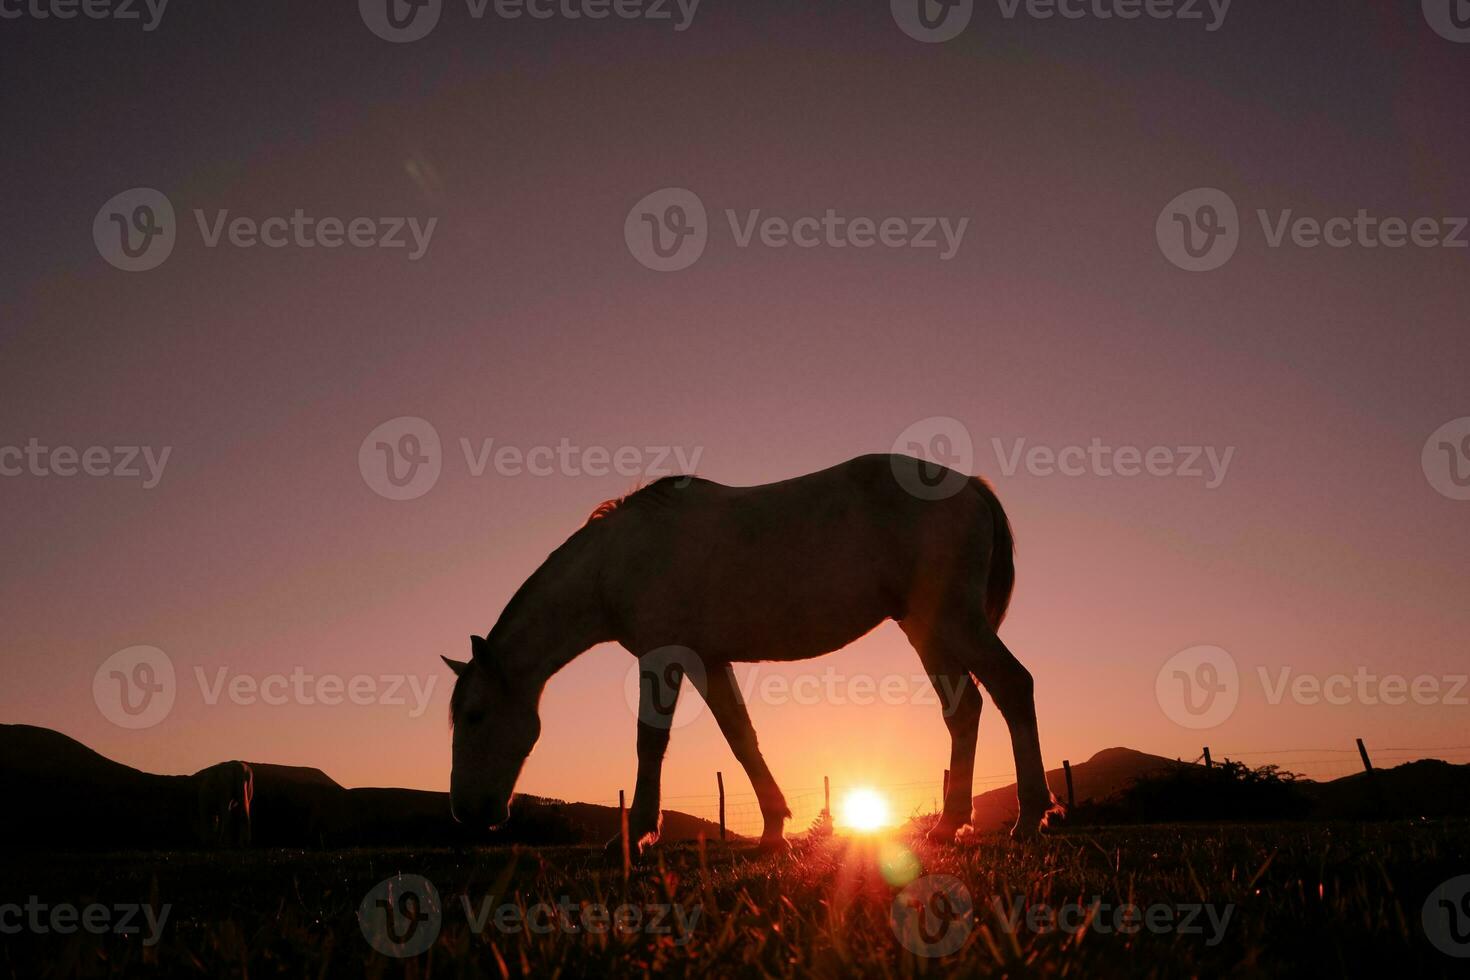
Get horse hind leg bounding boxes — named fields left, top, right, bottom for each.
left=903, top=628, right=982, bottom=842
left=910, top=602, right=1058, bottom=838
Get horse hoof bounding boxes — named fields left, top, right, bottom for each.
left=604, top=836, right=651, bottom=860
left=925, top=820, right=964, bottom=844
left=1009, top=817, right=1048, bottom=841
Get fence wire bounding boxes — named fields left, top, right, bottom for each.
left=584, top=744, right=1470, bottom=838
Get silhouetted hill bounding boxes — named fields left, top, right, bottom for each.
left=968, top=746, right=1470, bottom=827
left=0, top=724, right=194, bottom=847
left=0, top=725, right=728, bottom=849
left=970, top=746, right=1188, bottom=830
left=1306, top=759, right=1470, bottom=819
left=0, top=723, right=151, bottom=786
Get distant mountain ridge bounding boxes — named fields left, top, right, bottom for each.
left=0, top=724, right=729, bottom=850
left=968, top=746, right=1470, bottom=828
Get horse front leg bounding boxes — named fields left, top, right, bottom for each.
left=608, top=659, right=681, bottom=857
left=701, top=663, right=790, bottom=852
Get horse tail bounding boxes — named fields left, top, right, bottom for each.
left=973, top=477, right=1015, bottom=630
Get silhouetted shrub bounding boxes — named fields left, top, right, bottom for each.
left=1070, top=760, right=1311, bottom=824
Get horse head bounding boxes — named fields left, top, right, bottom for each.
left=444, top=635, right=541, bottom=828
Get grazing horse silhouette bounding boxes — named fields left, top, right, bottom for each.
left=193, top=761, right=253, bottom=847
left=444, top=454, right=1059, bottom=851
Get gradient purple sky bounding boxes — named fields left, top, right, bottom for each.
left=2, top=2, right=1467, bottom=814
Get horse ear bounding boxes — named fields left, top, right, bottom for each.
left=442, top=655, right=469, bottom=677
left=470, top=635, right=489, bottom=661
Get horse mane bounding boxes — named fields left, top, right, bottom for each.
left=584, top=497, right=624, bottom=524
left=582, top=475, right=704, bottom=525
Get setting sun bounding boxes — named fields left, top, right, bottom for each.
left=838, top=788, right=892, bottom=833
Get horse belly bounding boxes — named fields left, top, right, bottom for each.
left=676, top=548, right=896, bottom=662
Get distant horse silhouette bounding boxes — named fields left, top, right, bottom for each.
left=444, top=454, right=1060, bottom=851
left=193, top=761, right=253, bottom=847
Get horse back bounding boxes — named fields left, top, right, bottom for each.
left=602, top=455, right=993, bottom=662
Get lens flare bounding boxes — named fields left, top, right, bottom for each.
left=839, top=787, right=891, bottom=832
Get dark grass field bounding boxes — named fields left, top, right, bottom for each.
left=4, top=820, right=1468, bottom=977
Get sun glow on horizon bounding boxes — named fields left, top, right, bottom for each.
left=838, top=787, right=892, bottom=833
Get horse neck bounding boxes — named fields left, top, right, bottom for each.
left=491, top=528, right=611, bottom=687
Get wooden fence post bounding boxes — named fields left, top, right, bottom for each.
left=823, top=775, right=831, bottom=816
left=716, top=771, right=726, bottom=842
left=943, top=768, right=950, bottom=802
left=619, top=789, right=630, bottom=879
left=1062, top=759, right=1074, bottom=810
left=1203, top=747, right=1213, bottom=769
left=1356, top=738, right=1374, bottom=772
